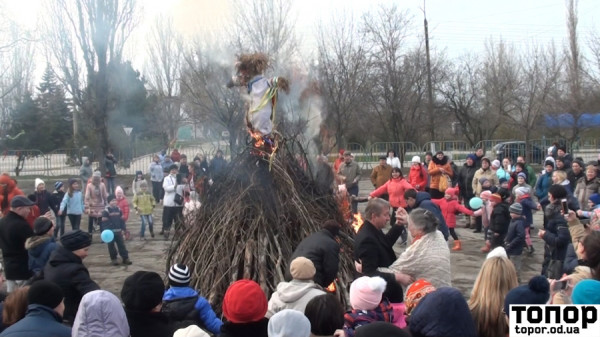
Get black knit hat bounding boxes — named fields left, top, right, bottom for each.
left=168, top=264, right=191, bottom=287
left=33, top=217, right=53, bottom=235
left=121, top=271, right=164, bottom=311
left=107, top=194, right=116, bottom=203
left=28, top=280, right=64, bottom=309
left=60, top=230, right=92, bottom=251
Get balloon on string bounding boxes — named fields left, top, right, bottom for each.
left=101, top=230, right=114, bottom=243
left=469, top=197, right=483, bottom=210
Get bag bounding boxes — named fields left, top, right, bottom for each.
left=174, top=193, right=184, bottom=206
left=546, top=259, right=564, bottom=279
left=438, top=174, right=451, bottom=192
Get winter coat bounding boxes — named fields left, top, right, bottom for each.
left=428, top=156, right=453, bottom=191
left=524, top=164, right=537, bottom=187
left=101, top=206, right=126, bottom=232
left=414, top=192, right=449, bottom=240
left=85, top=182, right=108, bottom=218
left=161, top=159, right=175, bottom=174
left=370, top=164, right=393, bottom=189
left=131, top=178, right=147, bottom=196
left=105, top=155, right=117, bottom=177
left=163, top=174, right=184, bottom=207
left=517, top=195, right=537, bottom=227
left=115, top=187, right=130, bottom=222
left=370, top=177, right=413, bottom=208
left=568, top=169, right=585, bottom=191
left=162, top=286, right=223, bottom=334
left=386, top=157, right=401, bottom=169
left=44, top=245, right=100, bottom=323
left=266, top=280, right=325, bottom=318
left=209, top=157, right=227, bottom=179
left=432, top=197, right=474, bottom=228
left=338, top=161, right=361, bottom=189
left=220, top=318, right=269, bottom=337
left=542, top=203, right=571, bottom=263
left=343, top=299, right=394, bottom=337
left=148, top=162, right=164, bottom=182
left=125, top=309, right=176, bottom=337
left=59, top=191, right=85, bottom=215
left=504, top=217, right=526, bottom=256
left=0, top=211, right=34, bottom=280
left=458, top=163, right=477, bottom=200
left=535, top=171, right=553, bottom=200
left=354, top=221, right=404, bottom=302
left=0, top=174, right=24, bottom=216
left=29, top=190, right=52, bottom=215
left=133, top=192, right=155, bottom=215
left=80, top=161, right=93, bottom=184
left=290, top=229, right=340, bottom=288
left=0, top=304, right=70, bottom=337
left=72, top=290, right=130, bottom=337
left=408, top=164, right=428, bottom=191
left=490, top=202, right=511, bottom=236
left=472, top=167, right=499, bottom=196
left=574, top=177, right=600, bottom=211
left=25, top=235, right=57, bottom=274
left=49, top=190, right=65, bottom=216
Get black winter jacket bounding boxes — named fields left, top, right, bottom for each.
left=542, top=203, right=571, bottom=262
left=43, top=246, right=100, bottom=322
left=220, top=318, right=269, bottom=337
left=0, top=211, right=34, bottom=280
left=504, top=217, right=526, bottom=256
left=289, top=229, right=340, bottom=287
left=125, top=309, right=175, bottom=337
left=0, top=304, right=70, bottom=337
left=490, top=202, right=511, bottom=235
left=458, top=164, right=477, bottom=200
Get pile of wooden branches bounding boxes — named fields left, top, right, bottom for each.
left=167, top=141, right=356, bottom=310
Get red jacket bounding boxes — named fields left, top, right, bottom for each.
left=370, top=177, right=414, bottom=208
left=432, top=188, right=473, bottom=228
left=408, top=164, right=428, bottom=191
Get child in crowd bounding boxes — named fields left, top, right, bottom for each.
left=576, top=193, right=600, bottom=231
left=49, top=181, right=66, bottom=238
left=515, top=186, right=538, bottom=255
left=115, top=186, right=130, bottom=240
left=133, top=181, right=155, bottom=239
left=162, top=264, right=223, bottom=333
left=505, top=203, right=526, bottom=281
left=498, top=178, right=510, bottom=190
left=25, top=217, right=56, bottom=277
left=101, top=195, right=132, bottom=265
left=131, top=171, right=146, bottom=196
left=343, top=276, right=393, bottom=337
left=489, top=190, right=512, bottom=250
left=432, top=187, right=481, bottom=251
left=59, top=179, right=85, bottom=231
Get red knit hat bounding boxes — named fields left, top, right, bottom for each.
left=222, top=280, right=268, bottom=323
left=405, top=279, right=436, bottom=315
left=445, top=187, right=458, bottom=197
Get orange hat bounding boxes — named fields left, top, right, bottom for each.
left=490, top=193, right=502, bottom=204
left=405, top=279, right=436, bottom=315
left=222, top=280, right=268, bottom=323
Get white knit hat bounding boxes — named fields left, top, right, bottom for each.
left=349, top=276, right=387, bottom=310
left=35, top=178, right=45, bottom=189
left=174, top=325, right=210, bottom=337
left=411, top=156, right=421, bottom=164
left=169, top=263, right=191, bottom=286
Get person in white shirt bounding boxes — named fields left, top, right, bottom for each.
left=386, top=150, right=401, bottom=169
left=161, top=165, right=184, bottom=240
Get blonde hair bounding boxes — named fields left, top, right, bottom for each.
left=468, top=257, right=518, bottom=337
left=553, top=170, right=567, bottom=183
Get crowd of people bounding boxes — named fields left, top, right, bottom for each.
left=0, top=144, right=599, bottom=336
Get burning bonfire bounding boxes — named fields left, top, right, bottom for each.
left=167, top=142, right=357, bottom=309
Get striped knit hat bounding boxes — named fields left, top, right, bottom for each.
left=169, top=264, right=191, bottom=287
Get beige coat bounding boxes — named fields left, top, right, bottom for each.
left=472, top=168, right=499, bottom=196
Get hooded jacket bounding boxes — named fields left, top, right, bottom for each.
left=574, top=176, right=600, bottom=211
left=85, top=179, right=108, bottom=218
left=505, top=217, right=526, bottom=256
left=0, top=304, right=71, bottom=337
left=432, top=188, right=474, bottom=228
left=0, top=174, right=24, bottom=216
left=408, top=163, right=428, bottom=191
left=0, top=211, right=34, bottom=280
left=133, top=191, right=155, bottom=215
left=125, top=309, right=175, bottom=337
left=49, top=189, right=65, bottom=217
left=370, top=177, right=413, bottom=208
left=370, top=164, right=393, bottom=189
left=44, top=245, right=100, bottom=323
left=414, top=192, right=449, bottom=240
left=162, top=286, right=223, bottom=334
left=25, top=235, right=56, bottom=274
left=535, top=171, right=553, bottom=200
left=266, top=280, right=325, bottom=318
left=427, top=156, right=453, bottom=191
left=115, top=186, right=130, bottom=222
left=72, top=290, right=130, bottom=337
left=289, top=229, right=340, bottom=288
left=80, top=157, right=93, bottom=183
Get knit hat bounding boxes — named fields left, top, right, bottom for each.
left=355, top=322, right=411, bottom=337
left=544, top=160, right=555, bottom=167
left=515, top=186, right=530, bottom=197
left=489, top=193, right=502, bottom=204
left=498, top=187, right=511, bottom=201
left=33, top=217, right=53, bottom=235
left=173, top=325, right=210, bottom=337
left=349, top=276, right=387, bottom=311
left=572, top=159, right=585, bottom=169
left=499, top=177, right=508, bottom=185
left=93, top=171, right=101, bottom=178
left=28, top=280, right=64, bottom=309
left=517, top=172, right=527, bottom=179
left=107, top=194, right=116, bottom=203
left=35, top=178, right=44, bottom=189
left=289, top=257, right=316, bottom=280
left=491, top=160, right=501, bottom=169
left=267, top=309, right=311, bottom=337
left=486, top=246, right=508, bottom=259
left=466, top=154, right=477, bottom=162
left=480, top=190, right=492, bottom=201
left=54, top=181, right=64, bottom=190
left=411, top=156, right=421, bottom=164
left=504, top=276, right=549, bottom=317
left=444, top=187, right=458, bottom=197
left=409, top=287, right=477, bottom=337
left=115, top=186, right=124, bottom=198
left=169, top=263, right=191, bottom=286
left=481, top=157, right=491, bottom=165
left=479, top=177, right=489, bottom=185
left=405, top=279, right=436, bottom=315
left=572, top=279, right=600, bottom=304
left=169, top=164, right=179, bottom=172
left=222, top=280, right=268, bottom=323
left=509, top=203, right=523, bottom=215
left=589, top=194, right=600, bottom=206
left=60, top=230, right=92, bottom=251
left=121, top=271, right=165, bottom=311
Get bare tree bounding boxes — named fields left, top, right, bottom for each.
left=563, top=0, right=585, bottom=141
left=316, top=13, right=369, bottom=149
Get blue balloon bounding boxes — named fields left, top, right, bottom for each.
left=101, top=230, right=114, bottom=243
left=469, top=197, right=483, bottom=210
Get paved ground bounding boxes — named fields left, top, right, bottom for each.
left=80, top=178, right=546, bottom=301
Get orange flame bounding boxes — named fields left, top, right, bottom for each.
left=352, top=213, right=364, bottom=233
left=326, top=280, right=337, bottom=292
left=249, top=130, right=264, bottom=148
